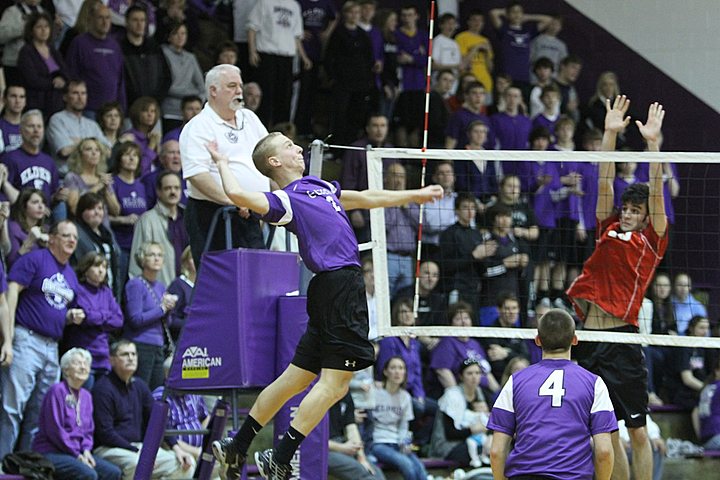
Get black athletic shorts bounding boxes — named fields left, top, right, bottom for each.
left=572, top=324, right=648, bottom=428
left=291, top=266, right=375, bottom=374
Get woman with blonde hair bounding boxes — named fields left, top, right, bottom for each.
left=64, top=137, right=120, bottom=217
left=583, top=71, right=621, bottom=134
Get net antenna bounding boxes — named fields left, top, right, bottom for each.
left=412, top=0, right=437, bottom=320
left=368, top=146, right=720, bottom=349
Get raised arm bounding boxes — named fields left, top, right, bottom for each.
left=206, top=143, right=269, bottom=215
left=339, top=185, right=443, bottom=211
left=597, top=95, right=630, bottom=221
left=636, top=102, right=667, bottom=237
left=489, top=8, right=505, bottom=30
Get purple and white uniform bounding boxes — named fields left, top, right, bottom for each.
left=261, top=176, right=359, bottom=273
left=488, top=359, right=617, bottom=480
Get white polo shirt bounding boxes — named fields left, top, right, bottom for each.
left=180, top=103, right=269, bottom=201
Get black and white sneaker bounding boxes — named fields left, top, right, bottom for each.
left=254, top=449, right=293, bottom=480
left=212, top=437, right=245, bottom=480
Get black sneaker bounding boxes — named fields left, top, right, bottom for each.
left=212, top=437, right=245, bottom=480
left=254, top=449, right=293, bottom=480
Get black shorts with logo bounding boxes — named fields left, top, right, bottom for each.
left=291, top=266, right=375, bottom=374
left=572, top=324, right=648, bottom=428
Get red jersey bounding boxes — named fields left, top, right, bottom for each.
left=567, top=215, right=669, bottom=326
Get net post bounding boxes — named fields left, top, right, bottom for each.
left=367, top=149, right=392, bottom=337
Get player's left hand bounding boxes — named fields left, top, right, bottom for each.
left=636, top=102, right=665, bottom=143
left=414, top=185, right=444, bottom=204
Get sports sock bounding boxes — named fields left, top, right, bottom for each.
left=232, top=415, right=262, bottom=455
left=274, top=425, right=306, bottom=464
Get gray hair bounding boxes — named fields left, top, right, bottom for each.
left=20, top=109, right=44, bottom=126
left=60, top=347, right=92, bottom=372
left=205, top=64, right=241, bottom=95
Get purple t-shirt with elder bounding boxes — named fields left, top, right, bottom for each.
left=4, top=148, right=59, bottom=201
left=9, top=248, right=79, bottom=340
left=488, top=359, right=617, bottom=480
left=112, top=176, right=148, bottom=249
left=261, top=176, right=359, bottom=273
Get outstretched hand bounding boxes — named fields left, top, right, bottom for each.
left=206, top=141, right=229, bottom=165
left=636, top=102, right=665, bottom=144
left=415, top=185, right=444, bottom=204
left=604, top=95, right=631, bottom=133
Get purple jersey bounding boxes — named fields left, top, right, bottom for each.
left=488, top=359, right=617, bottom=479
left=261, top=176, right=360, bottom=273
left=498, top=21, right=539, bottom=84
left=0, top=118, right=21, bottom=152
left=4, top=147, right=59, bottom=201
left=112, top=176, right=148, bottom=249
left=8, top=248, right=79, bottom=340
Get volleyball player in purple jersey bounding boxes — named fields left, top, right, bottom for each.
left=207, top=132, right=443, bottom=480
left=488, top=309, right=616, bottom=480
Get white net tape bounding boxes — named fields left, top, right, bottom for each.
left=361, top=147, right=720, bottom=349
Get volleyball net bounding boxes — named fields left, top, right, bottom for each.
left=354, top=146, right=720, bottom=349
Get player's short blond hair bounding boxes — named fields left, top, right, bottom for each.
left=251, top=132, right=283, bottom=178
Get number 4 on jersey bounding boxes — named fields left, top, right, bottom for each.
left=539, top=369, right=566, bottom=407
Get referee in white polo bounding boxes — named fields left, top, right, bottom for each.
left=180, top=64, right=269, bottom=267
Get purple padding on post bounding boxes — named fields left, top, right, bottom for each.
left=135, top=401, right=170, bottom=480
left=197, top=399, right=229, bottom=480
left=167, top=249, right=300, bottom=390
left=274, top=296, right=329, bottom=480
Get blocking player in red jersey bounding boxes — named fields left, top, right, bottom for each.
left=566, top=95, right=667, bottom=480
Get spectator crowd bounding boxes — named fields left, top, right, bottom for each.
left=0, top=0, right=716, bottom=479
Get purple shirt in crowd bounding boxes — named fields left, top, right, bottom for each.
left=395, top=28, right=428, bottom=91
left=66, top=32, right=126, bottom=111
left=635, top=162, right=677, bottom=224
left=577, top=162, right=599, bottom=230
left=531, top=161, right=562, bottom=228
left=112, top=176, right=148, bottom=249
left=699, top=380, right=720, bottom=443
left=123, top=276, right=166, bottom=346
left=376, top=336, right=426, bottom=399
left=430, top=337, right=490, bottom=377
left=0, top=118, right=21, bottom=152
left=497, top=21, right=539, bottom=84
left=491, top=112, right=532, bottom=150
left=124, top=128, right=157, bottom=176
left=62, top=282, right=123, bottom=371
left=488, top=359, right=617, bottom=480
left=32, top=381, right=94, bottom=456
left=298, top=0, right=336, bottom=62
left=556, top=160, right=581, bottom=221
left=9, top=248, right=78, bottom=340
left=445, top=107, right=493, bottom=150
left=4, top=147, right=59, bottom=202
left=261, top=176, right=360, bottom=273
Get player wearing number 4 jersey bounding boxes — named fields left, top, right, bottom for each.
left=206, top=132, right=443, bottom=479
left=488, top=309, right=617, bottom=480
left=566, top=96, right=668, bottom=480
